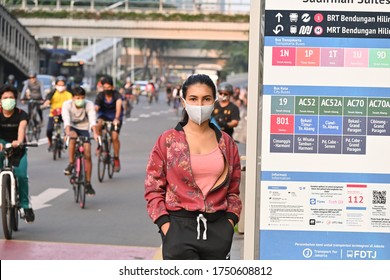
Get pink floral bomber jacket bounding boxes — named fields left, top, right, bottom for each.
left=144, top=122, right=242, bottom=228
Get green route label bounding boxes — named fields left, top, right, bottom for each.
left=344, top=97, right=367, bottom=116
left=319, top=97, right=343, bottom=115
left=295, top=96, right=319, bottom=115
left=368, top=98, right=390, bottom=116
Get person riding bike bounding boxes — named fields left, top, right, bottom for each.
left=94, top=77, right=123, bottom=172
left=20, top=71, right=44, bottom=125
left=43, top=76, right=73, bottom=151
left=5, top=74, right=18, bottom=89
left=119, top=77, right=133, bottom=118
left=212, top=82, right=240, bottom=138
left=62, top=86, right=98, bottom=196
left=0, top=85, right=35, bottom=223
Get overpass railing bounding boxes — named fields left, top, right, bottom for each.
left=1, top=0, right=250, bottom=15
left=0, top=4, right=40, bottom=75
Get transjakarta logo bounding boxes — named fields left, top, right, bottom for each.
left=346, top=250, right=377, bottom=259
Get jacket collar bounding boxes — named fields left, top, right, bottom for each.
left=175, top=121, right=222, bottom=142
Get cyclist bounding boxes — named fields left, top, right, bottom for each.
left=20, top=71, right=44, bottom=125
left=62, top=86, right=98, bottom=196
left=0, top=85, right=35, bottom=223
left=119, top=77, right=133, bottom=118
left=165, top=82, right=173, bottom=106
left=212, top=82, right=240, bottom=138
left=5, top=74, right=18, bottom=89
left=94, top=77, right=123, bottom=172
left=43, top=76, right=73, bottom=151
left=96, top=76, right=105, bottom=94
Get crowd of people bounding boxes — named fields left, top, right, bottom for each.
left=0, top=72, right=247, bottom=260
left=0, top=74, right=124, bottom=223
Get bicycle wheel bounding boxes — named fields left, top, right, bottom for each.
left=69, top=165, right=78, bottom=203
left=57, top=139, right=62, bottom=159
left=52, top=138, right=57, bottom=160
left=73, top=175, right=79, bottom=204
left=26, top=121, right=34, bottom=142
left=107, top=139, right=114, bottom=178
left=97, top=147, right=106, bottom=182
left=34, top=123, right=41, bottom=142
left=1, top=174, right=13, bottom=240
left=12, top=207, right=19, bottom=231
left=78, top=158, right=86, bottom=209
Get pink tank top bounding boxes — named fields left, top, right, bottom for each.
left=190, top=146, right=224, bottom=196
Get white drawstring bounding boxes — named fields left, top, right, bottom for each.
left=196, top=214, right=208, bottom=240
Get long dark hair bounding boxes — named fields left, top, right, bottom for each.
left=181, top=74, right=217, bottom=123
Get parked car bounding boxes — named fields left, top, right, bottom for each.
left=37, top=74, right=55, bottom=98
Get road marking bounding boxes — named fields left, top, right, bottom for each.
left=31, top=188, right=69, bottom=210
left=139, top=114, right=150, bottom=118
left=126, top=117, right=139, bottom=122
left=37, top=138, right=48, bottom=145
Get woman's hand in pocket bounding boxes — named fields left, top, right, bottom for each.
left=161, top=222, right=170, bottom=235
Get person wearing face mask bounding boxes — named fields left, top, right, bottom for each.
left=211, top=82, right=240, bottom=138
left=43, top=76, right=73, bottom=152
left=94, top=77, right=123, bottom=172
left=62, top=87, right=98, bottom=195
left=0, top=85, right=35, bottom=223
left=145, top=74, right=242, bottom=260
left=20, top=71, right=45, bottom=125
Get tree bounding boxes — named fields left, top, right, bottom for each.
left=202, top=41, right=249, bottom=79
left=136, top=39, right=176, bottom=81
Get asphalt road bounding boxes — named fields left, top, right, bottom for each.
left=5, top=94, right=179, bottom=248
left=1, top=93, right=246, bottom=260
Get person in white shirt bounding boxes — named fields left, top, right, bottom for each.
left=62, top=86, right=98, bottom=195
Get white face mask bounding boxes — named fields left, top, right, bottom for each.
left=219, top=94, right=229, bottom=102
left=182, top=98, right=214, bottom=125
left=56, top=85, right=66, bottom=93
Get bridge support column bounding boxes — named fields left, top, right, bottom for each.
left=0, top=58, right=4, bottom=84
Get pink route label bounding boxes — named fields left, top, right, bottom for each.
left=296, top=48, right=320, bottom=66
left=272, top=47, right=296, bottom=66
left=344, top=48, right=369, bottom=67
left=321, top=48, right=344, bottom=67
left=270, top=115, right=295, bottom=134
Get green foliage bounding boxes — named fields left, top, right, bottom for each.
left=202, top=41, right=249, bottom=78
left=10, top=9, right=249, bottom=23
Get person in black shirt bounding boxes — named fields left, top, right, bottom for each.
left=94, top=77, right=123, bottom=172
left=212, top=82, right=240, bottom=138
left=0, top=85, right=35, bottom=223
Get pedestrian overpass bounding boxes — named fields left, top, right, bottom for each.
left=0, top=5, right=40, bottom=85
left=1, top=1, right=250, bottom=85
left=68, top=38, right=122, bottom=89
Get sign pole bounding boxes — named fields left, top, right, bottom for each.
left=243, top=0, right=263, bottom=260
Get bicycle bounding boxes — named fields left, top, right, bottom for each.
left=66, top=136, right=90, bottom=209
left=97, top=121, right=115, bottom=182
left=0, top=142, right=38, bottom=239
left=51, top=108, right=63, bottom=160
left=25, top=100, right=43, bottom=142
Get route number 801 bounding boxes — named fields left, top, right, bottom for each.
left=276, top=117, right=289, bottom=125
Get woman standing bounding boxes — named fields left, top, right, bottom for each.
left=145, top=74, right=242, bottom=260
